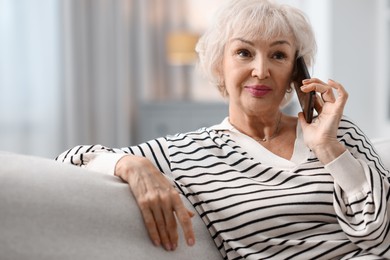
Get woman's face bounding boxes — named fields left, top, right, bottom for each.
left=222, top=34, right=296, bottom=117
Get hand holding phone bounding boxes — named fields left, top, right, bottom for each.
left=293, top=57, right=316, bottom=123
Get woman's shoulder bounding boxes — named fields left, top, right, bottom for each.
left=165, top=118, right=230, bottom=141
left=337, top=115, right=371, bottom=144
left=166, top=126, right=226, bottom=142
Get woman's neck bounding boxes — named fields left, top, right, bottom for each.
left=229, top=112, right=283, bottom=142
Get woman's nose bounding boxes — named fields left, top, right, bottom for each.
left=251, top=57, right=270, bottom=79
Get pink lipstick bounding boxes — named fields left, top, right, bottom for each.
left=245, top=85, right=272, bottom=97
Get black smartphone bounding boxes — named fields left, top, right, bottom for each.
left=293, top=56, right=315, bottom=123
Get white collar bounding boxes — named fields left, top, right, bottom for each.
left=209, top=116, right=309, bottom=167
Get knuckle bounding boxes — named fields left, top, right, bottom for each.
left=169, top=190, right=182, bottom=202
left=158, top=191, right=169, bottom=200
left=138, top=194, right=158, bottom=210
left=148, top=195, right=160, bottom=207
left=159, top=188, right=178, bottom=204
left=169, top=188, right=180, bottom=196
left=137, top=198, right=149, bottom=210
left=176, top=208, right=191, bottom=224
left=180, top=215, right=192, bottom=226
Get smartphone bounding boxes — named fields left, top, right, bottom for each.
left=293, top=56, right=315, bottom=123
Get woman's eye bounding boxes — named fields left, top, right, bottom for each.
left=272, top=51, right=287, bottom=60
left=236, top=49, right=252, bottom=58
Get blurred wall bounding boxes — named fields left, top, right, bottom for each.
left=330, top=0, right=382, bottom=137
left=297, top=0, right=388, bottom=139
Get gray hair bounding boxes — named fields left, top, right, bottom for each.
left=195, top=0, right=317, bottom=95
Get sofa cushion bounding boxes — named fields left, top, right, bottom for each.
left=0, top=153, right=222, bottom=260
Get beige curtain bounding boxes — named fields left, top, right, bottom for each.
left=60, top=0, right=137, bottom=150
left=0, top=0, right=219, bottom=157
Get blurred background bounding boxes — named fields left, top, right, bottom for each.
left=0, top=0, right=389, bottom=158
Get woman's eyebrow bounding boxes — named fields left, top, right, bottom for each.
left=230, top=38, right=292, bottom=47
left=230, top=38, right=254, bottom=46
left=270, top=40, right=292, bottom=47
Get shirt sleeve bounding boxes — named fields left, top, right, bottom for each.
left=329, top=117, right=390, bottom=257
left=55, top=144, right=128, bottom=175
left=325, top=150, right=369, bottom=195
left=55, top=138, right=171, bottom=176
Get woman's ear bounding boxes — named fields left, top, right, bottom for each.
left=214, top=65, right=228, bottom=97
left=280, top=83, right=294, bottom=109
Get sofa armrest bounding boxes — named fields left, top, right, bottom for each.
left=0, top=153, right=221, bottom=260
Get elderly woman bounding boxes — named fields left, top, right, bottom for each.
left=57, top=0, right=390, bottom=259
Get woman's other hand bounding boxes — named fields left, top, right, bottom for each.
left=298, top=78, right=348, bottom=164
left=115, top=155, right=195, bottom=251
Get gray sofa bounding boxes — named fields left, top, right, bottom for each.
left=1, top=139, right=389, bottom=260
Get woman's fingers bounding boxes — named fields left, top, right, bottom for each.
left=299, top=78, right=349, bottom=152
left=116, top=155, right=195, bottom=251
left=139, top=204, right=161, bottom=247
left=134, top=181, right=194, bottom=251
left=314, top=92, right=324, bottom=114
left=301, top=78, right=336, bottom=103
left=152, top=197, right=174, bottom=251
left=172, top=194, right=196, bottom=247
left=328, top=79, right=348, bottom=107
left=301, top=78, right=348, bottom=115
left=137, top=187, right=176, bottom=251
left=160, top=188, right=179, bottom=250
left=159, top=188, right=195, bottom=249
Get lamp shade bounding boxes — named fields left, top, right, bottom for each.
left=166, top=31, right=199, bottom=65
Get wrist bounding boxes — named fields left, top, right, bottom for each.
left=115, top=155, right=140, bottom=181
left=115, top=155, right=153, bottom=181
left=311, top=141, right=346, bottom=165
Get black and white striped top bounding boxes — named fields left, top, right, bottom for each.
left=57, top=117, right=390, bottom=260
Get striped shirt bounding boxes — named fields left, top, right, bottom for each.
left=57, top=117, right=390, bottom=259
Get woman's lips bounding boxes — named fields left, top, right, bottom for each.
left=245, top=85, right=272, bottom=97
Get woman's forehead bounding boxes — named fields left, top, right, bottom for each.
left=229, top=23, right=293, bottom=42
left=228, top=32, right=295, bottom=47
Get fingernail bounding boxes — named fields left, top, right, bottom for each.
left=302, top=79, right=310, bottom=83
left=187, top=238, right=195, bottom=246
left=164, top=243, right=172, bottom=251
left=172, top=243, right=177, bottom=251
left=153, top=240, right=160, bottom=246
